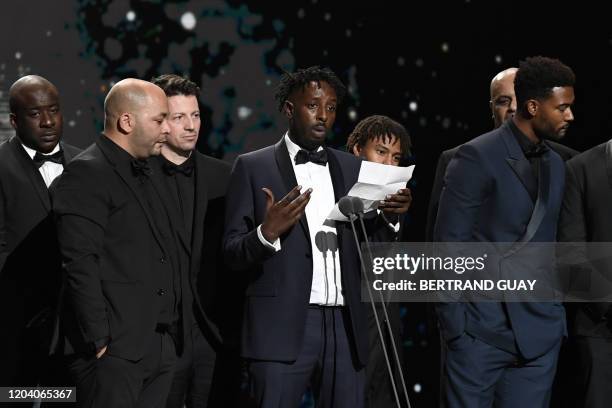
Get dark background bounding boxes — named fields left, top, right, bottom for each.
left=1, top=1, right=606, bottom=406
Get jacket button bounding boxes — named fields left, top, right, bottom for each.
left=157, top=289, right=166, bottom=296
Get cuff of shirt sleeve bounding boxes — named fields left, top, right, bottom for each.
left=93, top=336, right=109, bottom=353
left=257, top=225, right=281, bottom=252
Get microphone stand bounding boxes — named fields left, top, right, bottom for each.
left=356, top=205, right=411, bottom=408
left=339, top=197, right=404, bottom=408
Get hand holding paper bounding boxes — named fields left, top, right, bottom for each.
left=328, top=161, right=415, bottom=221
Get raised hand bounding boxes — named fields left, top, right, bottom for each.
left=260, top=185, right=312, bottom=242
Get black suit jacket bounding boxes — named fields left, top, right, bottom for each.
left=51, top=135, right=180, bottom=361
left=223, top=137, right=377, bottom=365
left=150, top=152, right=231, bottom=350
left=0, top=136, right=80, bottom=381
left=426, top=140, right=578, bottom=241
left=558, top=141, right=612, bottom=338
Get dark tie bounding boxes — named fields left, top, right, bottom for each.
left=524, top=143, right=549, bottom=158
left=294, top=149, right=328, bottom=166
left=163, top=158, right=194, bottom=176
left=33, top=150, right=64, bottom=168
left=131, top=159, right=153, bottom=179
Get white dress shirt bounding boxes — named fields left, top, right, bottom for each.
left=257, top=133, right=344, bottom=305
left=21, top=143, right=64, bottom=187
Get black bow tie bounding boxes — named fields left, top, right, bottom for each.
left=163, top=158, right=194, bottom=177
left=131, top=159, right=153, bottom=179
left=524, top=143, right=549, bottom=158
left=295, top=149, right=328, bottom=166
left=33, top=150, right=63, bottom=168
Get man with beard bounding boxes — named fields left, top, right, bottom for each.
left=223, top=66, right=410, bottom=407
left=149, top=74, right=232, bottom=408
left=0, top=75, right=80, bottom=389
left=434, top=56, right=576, bottom=407
left=52, top=79, right=181, bottom=407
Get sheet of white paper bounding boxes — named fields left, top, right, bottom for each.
left=327, top=162, right=415, bottom=221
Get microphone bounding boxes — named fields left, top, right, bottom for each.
left=338, top=196, right=411, bottom=408
left=338, top=196, right=357, bottom=221
left=315, top=231, right=331, bottom=304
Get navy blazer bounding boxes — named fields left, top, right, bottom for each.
left=223, top=137, right=370, bottom=365
left=433, top=121, right=566, bottom=359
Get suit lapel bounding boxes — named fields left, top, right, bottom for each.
left=61, top=142, right=79, bottom=163
left=274, top=137, right=310, bottom=240
left=505, top=149, right=552, bottom=256
left=96, top=138, right=167, bottom=251
left=325, top=147, right=346, bottom=204
left=191, top=154, right=209, bottom=259
left=502, top=126, right=538, bottom=203
left=605, top=140, right=612, bottom=190
left=9, top=137, right=50, bottom=210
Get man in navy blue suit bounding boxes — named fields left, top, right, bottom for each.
left=434, top=56, right=576, bottom=407
left=223, top=66, right=410, bottom=407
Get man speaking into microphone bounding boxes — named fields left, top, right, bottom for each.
left=223, top=66, right=409, bottom=407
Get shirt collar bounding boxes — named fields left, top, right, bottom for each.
left=508, top=119, right=542, bottom=154
left=21, top=141, right=60, bottom=160
left=284, top=132, right=324, bottom=162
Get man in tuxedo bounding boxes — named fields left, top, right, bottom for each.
left=434, top=56, right=576, bottom=407
left=558, top=137, right=612, bottom=406
left=223, top=66, right=410, bottom=407
left=51, top=78, right=181, bottom=408
left=347, top=114, right=412, bottom=408
left=0, top=75, right=80, bottom=387
left=149, top=74, right=232, bottom=408
left=426, top=67, right=578, bottom=241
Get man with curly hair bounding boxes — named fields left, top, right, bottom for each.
left=347, top=114, right=412, bottom=408
left=223, top=66, right=410, bottom=407
left=434, top=56, right=576, bottom=407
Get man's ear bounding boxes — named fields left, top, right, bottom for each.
left=352, top=144, right=362, bottom=156
left=526, top=100, right=539, bottom=117
left=9, top=113, right=17, bottom=130
left=117, top=113, right=134, bottom=134
left=283, top=100, right=295, bottom=119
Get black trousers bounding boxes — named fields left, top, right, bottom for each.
left=247, top=306, right=365, bottom=408
left=165, top=326, right=216, bottom=408
left=572, top=336, right=612, bottom=408
left=68, top=332, right=177, bottom=408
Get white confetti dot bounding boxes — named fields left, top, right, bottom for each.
left=415, top=58, right=424, bottom=68
left=126, top=10, right=136, bottom=22
left=237, top=106, right=252, bottom=120
left=180, top=11, right=196, bottom=30
left=348, top=108, right=357, bottom=121
left=414, top=383, right=422, bottom=393
left=397, top=57, right=405, bottom=66
left=15, top=52, right=22, bottom=60
left=409, top=101, right=418, bottom=112
left=495, top=55, right=502, bottom=64
left=441, top=42, right=449, bottom=53
left=324, top=12, right=331, bottom=21
left=68, top=120, right=76, bottom=127
left=297, top=9, right=305, bottom=19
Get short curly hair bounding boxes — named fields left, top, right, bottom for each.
left=151, top=74, right=200, bottom=98
left=514, top=56, right=575, bottom=108
left=274, top=66, right=347, bottom=112
left=346, top=115, right=411, bottom=156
